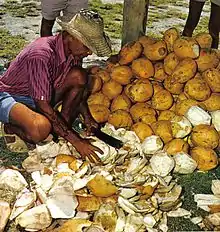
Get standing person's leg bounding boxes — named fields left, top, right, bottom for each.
left=182, top=0, right=205, bottom=37
left=209, top=1, right=220, bottom=48
left=63, top=0, right=88, bottom=21
left=40, top=0, right=68, bottom=37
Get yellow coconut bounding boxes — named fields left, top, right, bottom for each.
left=163, top=27, right=180, bottom=53
left=184, top=77, right=211, bottom=101
left=191, top=124, right=219, bottom=149
left=110, top=94, right=131, bottom=112
left=173, top=37, right=200, bottom=59
left=190, top=147, right=218, bottom=171
left=126, top=79, right=153, bottom=102
left=202, top=68, right=220, bottom=93
left=110, top=65, right=133, bottom=85
left=96, top=69, right=111, bottom=82
left=119, top=41, right=143, bottom=65
left=153, top=62, right=168, bottom=82
left=164, top=138, right=189, bottom=155
left=151, top=120, right=173, bottom=144
left=158, top=110, right=176, bottom=121
left=164, top=52, right=180, bottom=75
left=201, top=93, right=220, bottom=111
left=131, top=122, right=154, bottom=142
left=171, top=58, right=197, bottom=83
left=143, top=40, right=168, bottom=61
left=102, top=80, right=123, bottom=100
left=131, top=57, right=154, bottom=79
left=130, top=103, right=157, bottom=122
left=151, top=89, right=174, bottom=110
left=108, top=109, right=133, bottom=129
left=194, top=33, right=212, bottom=49
left=164, top=75, right=184, bottom=95
left=89, top=74, right=102, bottom=94
left=195, top=49, right=219, bottom=72
left=89, top=104, right=110, bottom=123
left=175, top=99, right=198, bottom=116
left=87, top=92, right=111, bottom=108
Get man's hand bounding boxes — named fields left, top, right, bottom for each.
left=74, top=139, right=103, bottom=163
left=84, top=117, right=99, bottom=136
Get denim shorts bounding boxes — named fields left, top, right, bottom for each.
left=0, top=92, right=36, bottom=123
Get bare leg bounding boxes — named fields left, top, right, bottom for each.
left=5, top=103, right=51, bottom=144
left=54, top=67, right=88, bottom=125
left=182, top=0, right=205, bottom=37
left=209, top=2, right=220, bottom=48
left=40, top=17, right=55, bottom=37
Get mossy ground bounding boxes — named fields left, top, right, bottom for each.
left=0, top=0, right=218, bottom=231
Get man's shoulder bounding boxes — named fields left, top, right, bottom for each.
left=23, top=34, right=60, bottom=61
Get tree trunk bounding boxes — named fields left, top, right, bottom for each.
left=121, top=0, right=149, bottom=47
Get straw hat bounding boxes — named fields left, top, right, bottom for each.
left=57, top=9, right=112, bottom=57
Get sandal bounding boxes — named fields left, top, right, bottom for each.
left=1, top=124, right=29, bottom=153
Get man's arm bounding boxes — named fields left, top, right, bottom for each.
left=35, top=100, right=102, bottom=163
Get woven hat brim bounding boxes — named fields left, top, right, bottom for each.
left=57, top=19, right=112, bottom=57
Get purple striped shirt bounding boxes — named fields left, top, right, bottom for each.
left=0, top=33, right=73, bottom=101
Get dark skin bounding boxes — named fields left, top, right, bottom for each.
left=5, top=32, right=103, bottom=163
left=182, top=0, right=220, bottom=49
left=40, top=18, right=55, bottom=37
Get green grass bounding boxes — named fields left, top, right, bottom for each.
left=0, top=29, right=27, bottom=61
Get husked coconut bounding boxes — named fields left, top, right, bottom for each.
left=111, top=94, right=131, bottom=112
left=163, top=27, right=180, bottom=52
left=89, top=104, right=110, bottom=123
left=171, top=58, right=197, bottom=83
left=202, top=93, right=220, bottom=111
left=108, top=110, right=133, bottom=129
left=119, top=41, right=143, bottom=65
left=153, top=62, right=168, bottom=82
left=184, top=77, right=211, bottom=101
left=141, top=135, right=163, bottom=155
left=164, top=139, right=189, bottom=155
left=164, top=52, right=180, bottom=75
left=195, top=49, right=219, bottom=72
left=96, top=69, right=110, bottom=82
left=151, top=120, right=173, bottom=144
left=111, top=65, right=133, bottom=85
left=151, top=89, right=174, bottom=111
left=194, top=33, right=212, bottom=49
left=102, top=80, right=123, bottom=100
left=138, top=35, right=157, bottom=48
left=190, top=124, right=219, bottom=149
left=131, top=57, right=154, bottom=79
left=87, top=92, right=110, bottom=108
left=173, top=152, right=197, bottom=174
left=131, top=122, right=153, bottom=142
left=144, top=40, right=168, bottom=61
left=190, top=147, right=218, bottom=171
left=173, top=37, right=200, bottom=59
left=212, top=180, right=220, bottom=196
left=202, top=68, right=220, bottom=92
left=150, top=151, right=175, bottom=177
left=0, top=201, right=11, bottom=232
left=126, top=79, right=153, bottom=102
left=164, top=75, right=184, bottom=95
left=171, top=115, right=192, bottom=138
left=158, top=110, right=176, bottom=121
left=211, top=110, right=220, bottom=131
left=185, top=105, right=211, bottom=126
left=130, top=103, right=156, bottom=122
left=175, top=99, right=198, bottom=116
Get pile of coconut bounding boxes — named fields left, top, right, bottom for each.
left=1, top=28, right=220, bottom=232
left=88, top=28, right=220, bottom=172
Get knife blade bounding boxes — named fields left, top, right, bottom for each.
left=91, top=127, right=124, bottom=149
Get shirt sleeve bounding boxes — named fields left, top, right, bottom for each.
left=27, top=58, right=52, bottom=101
